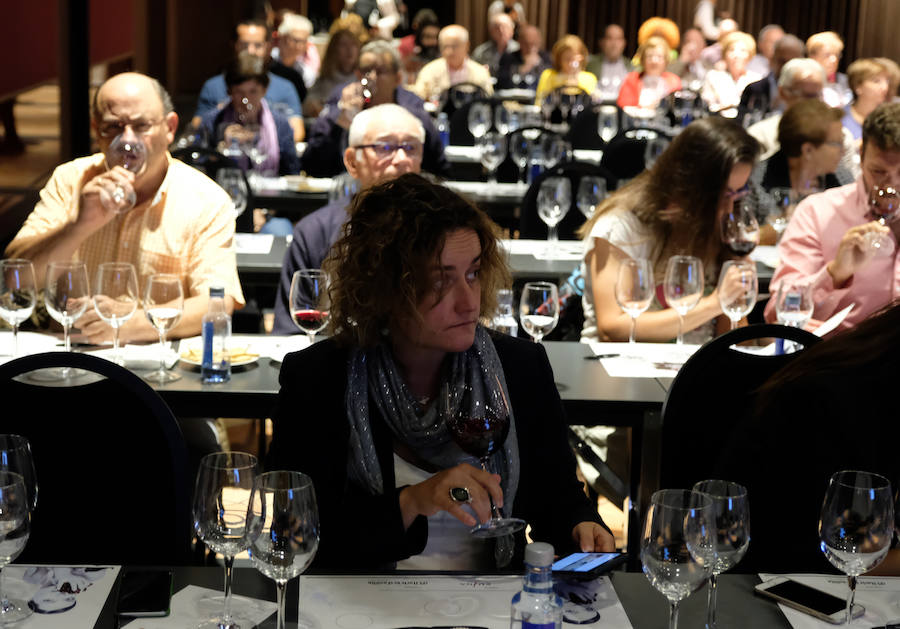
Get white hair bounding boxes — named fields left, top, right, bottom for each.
left=439, top=25, right=469, bottom=46
left=348, top=104, right=426, bottom=149
left=779, top=57, right=827, bottom=88
left=279, top=13, right=313, bottom=37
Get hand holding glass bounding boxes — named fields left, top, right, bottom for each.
left=663, top=256, right=703, bottom=344
left=143, top=274, right=183, bottom=383
left=716, top=261, right=757, bottom=330
left=93, top=262, right=138, bottom=365
left=0, top=259, right=36, bottom=357
left=519, top=281, right=559, bottom=343
left=864, top=184, right=898, bottom=256
left=104, top=134, right=146, bottom=212
left=615, top=258, right=654, bottom=343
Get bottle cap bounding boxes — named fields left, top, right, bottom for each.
left=208, top=283, right=225, bottom=298
left=524, top=542, right=554, bottom=567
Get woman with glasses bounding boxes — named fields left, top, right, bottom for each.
left=579, top=116, right=760, bottom=343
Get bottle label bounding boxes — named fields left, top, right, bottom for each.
left=201, top=321, right=214, bottom=367
left=522, top=622, right=555, bottom=628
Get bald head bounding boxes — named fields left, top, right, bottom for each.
left=93, top=72, right=173, bottom=123
left=439, top=25, right=470, bottom=69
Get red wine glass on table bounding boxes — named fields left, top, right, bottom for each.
left=290, top=270, right=330, bottom=344
left=720, top=200, right=759, bottom=256
left=445, top=375, right=525, bottom=537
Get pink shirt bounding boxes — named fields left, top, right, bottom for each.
left=764, top=178, right=900, bottom=329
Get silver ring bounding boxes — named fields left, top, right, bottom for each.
left=449, top=486, right=471, bottom=503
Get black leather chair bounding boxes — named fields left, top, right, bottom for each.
left=599, top=127, right=676, bottom=180
left=0, top=352, right=193, bottom=565
left=659, top=323, right=820, bottom=491
left=440, top=82, right=489, bottom=118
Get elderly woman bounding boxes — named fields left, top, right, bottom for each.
left=701, top=31, right=760, bottom=118
left=616, top=36, right=682, bottom=110
left=534, top=35, right=597, bottom=103
left=807, top=31, right=853, bottom=107
left=842, top=57, right=900, bottom=140
left=268, top=173, right=613, bottom=570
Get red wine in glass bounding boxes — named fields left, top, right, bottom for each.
left=289, top=270, right=329, bottom=343
left=292, top=309, right=329, bottom=335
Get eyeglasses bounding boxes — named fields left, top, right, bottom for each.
left=725, top=184, right=750, bottom=200
left=354, top=142, right=423, bottom=158
left=97, top=119, right=162, bottom=138
left=358, top=65, right=393, bottom=76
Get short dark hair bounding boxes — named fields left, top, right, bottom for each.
left=323, top=173, right=510, bottom=348
left=224, top=52, right=270, bottom=89
left=863, top=103, right=900, bottom=154
left=778, top=99, right=844, bottom=157
left=236, top=18, right=269, bottom=40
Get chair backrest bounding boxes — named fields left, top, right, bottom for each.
left=599, top=127, right=675, bottom=180
left=171, top=146, right=254, bottom=232
left=542, top=85, right=592, bottom=126
left=441, top=82, right=489, bottom=118
left=0, top=352, right=193, bottom=565
left=659, top=323, right=821, bottom=490
left=448, top=97, right=500, bottom=146
left=519, top=160, right=618, bottom=240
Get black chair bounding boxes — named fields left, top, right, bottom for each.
left=659, top=323, right=820, bottom=491
left=171, top=146, right=254, bottom=233
left=543, top=85, right=592, bottom=126
left=519, top=160, right=618, bottom=241
left=0, top=352, right=193, bottom=565
left=447, top=97, right=501, bottom=147
left=599, top=127, right=676, bottom=180
left=440, top=82, right=489, bottom=118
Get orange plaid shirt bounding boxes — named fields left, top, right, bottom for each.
left=6, top=153, right=245, bottom=306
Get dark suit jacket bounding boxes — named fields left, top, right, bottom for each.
left=739, top=72, right=776, bottom=119
left=267, top=331, right=607, bottom=569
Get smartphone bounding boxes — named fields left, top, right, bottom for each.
left=551, top=552, right=627, bottom=579
left=116, top=568, right=173, bottom=618
left=755, top=576, right=864, bottom=624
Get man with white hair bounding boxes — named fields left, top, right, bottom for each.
left=747, top=24, right=784, bottom=76
left=413, top=25, right=494, bottom=101
left=272, top=13, right=320, bottom=91
left=273, top=104, right=425, bottom=334
left=472, top=12, right=519, bottom=76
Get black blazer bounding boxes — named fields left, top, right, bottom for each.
left=739, top=73, right=775, bottom=119
left=267, top=331, right=606, bottom=569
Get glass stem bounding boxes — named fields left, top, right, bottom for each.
left=275, top=579, right=287, bottom=629
left=112, top=325, right=121, bottom=363
left=480, top=458, right=503, bottom=520
left=158, top=330, right=167, bottom=374
left=845, top=575, right=857, bottom=625
left=63, top=321, right=71, bottom=352
left=11, top=323, right=18, bottom=358
left=629, top=316, right=637, bottom=343
left=730, top=318, right=738, bottom=331
left=548, top=225, right=559, bottom=243
left=706, top=573, right=718, bottom=629
left=676, top=312, right=684, bottom=345
left=222, top=555, right=235, bottom=622
left=668, top=600, right=680, bottom=629
left=0, top=565, right=8, bottom=613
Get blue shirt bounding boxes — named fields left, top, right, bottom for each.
left=195, top=73, right=302, bottom=120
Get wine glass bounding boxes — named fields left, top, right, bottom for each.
left=217, top=168, right=249, bottom=219
left=641, top=489, right=716, bottom=629
left=445, top=375, right=526, bottom=537
left=193, top=452, right=260, bottom=629
left=510, top=133, right=532, bottom=183
left=494, top=105, right=512, bottom=135
left=576, top=176, right=607, bottom=219
left=864, top=184, right=899, bottom=257
left=717, top=261, right=757, bottom=331
left=0, top=435, right=36, bottom=624
left=615, top=258, right=654, bottom=343
left=0, top=472, right=30, bottom=624
left=692, top=480, right=750, bottom=629
left=289, top=270, right=330, bottom=343
left=721, top=200, right=760, bottom=256
left=477, top=132, right=507, bottom=185
left=93, top=262, right=138, bottom=366
left=45, top=261, right=89, bottom=380
left=143, top=274, right=183, bottom=383
left=774, top=280, right=813, bottom=329
left=104, top=134, right=147, bottom=212
left=467, top=102, right=492, bottom=141
left=0, top=259, right=36, bottom=357
left=766, top=187, right=796, bottom=241
left=663, top=255, right=704, bottom=345
left=597, top=105, right=618, bottom=143
left=643, top=135, right=669, bottom=170
left=247, top=471, right=319, bottom=629
left=819, top=470, right=894, bottom=625
left=542, top=136, right=570, bottom=170
left=537, top=177, right=571, bottom=252
left=519, top=281, right=559, bottom=343
left=671, top=91, right=697, bottom=127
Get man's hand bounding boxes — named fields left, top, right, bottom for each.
left=336, top=82, right=365, bottom=129
left=827, top=221, right=888, bottom=286
left=572, top=521, right=616, bottom=552
left=79, top=166, right=136, bottom=230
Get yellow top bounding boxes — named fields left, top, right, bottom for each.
left=534, top=69, right=598, bottom=104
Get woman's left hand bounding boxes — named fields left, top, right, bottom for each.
left=572, top=521, right=616, bottom=552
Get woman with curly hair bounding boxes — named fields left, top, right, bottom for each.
left=267, top=173, right=613, bottom=570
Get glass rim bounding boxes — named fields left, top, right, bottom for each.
left=97, top=261, right=137, bottom=270
left=650, top=488, right=714, bottom=510
left=692, top=479, right=748, bottom=499
left=0, top=434, right=31, bottom=449
left=1, top=259, right=34, bottom=268
left=830, top=469, right=892, bottom=490
left=146, top=273, right=180, bottom=282
left=255, top=470, right=314, bottom=491
left=522, top=280, right=557, bottom=290
left=199, top=451, right=258, bottom=471
left=47, top=260, right=87, bottom=269
left=293, top=269, right=327, bottom=279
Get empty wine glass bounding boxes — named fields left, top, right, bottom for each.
left=671, top=91, right=697, bottom=127
left=541, top=90, right=560, bottom=124
left=692, top=480, right=750, bottom=629
left=615, top=258, right=654, bottom=343
left=641, top=489, right=716, bottom=629
left=542, top=136, right=570, bottom=170
left=774, top=280, right=813, bottom=329
left=576, top=177, right=607, bottom=220
left=494, top=105, right=512, bottom=135
left=248, top=471, right=319, bottom=629
left=104, top=134, right=147, bottom=212
left=290, top=270, right=330, bottom=344
left=445, top=375, right=526, bottom=537
left=143, top=274, right=183, bottom=383
left=519, top=281, right=559, bottom=343
left=0, top=472, right=30, bottom=624
left=717, top=260, right=757, bottom=330
left=93, top=262, right=138, bottom=366
left=467, top=102, right=492, bottom=140
left=819, top=470, right=894, bottom=625
left=537, top=177, right=571, bottom=252
left=44, top=261, right=89, bottom=380
left=864, top=184, right=899, bottom=257
left=217, top=168, right=249, bottom=218
left=721, top=200, right=760, bottom=256
left=477, top=132, right=507, bottom=185
left=510, top=133, right=532, bottom=183
left=0, top=435, right=36, bottom=624
left=644, top=135, right=669, bottom=170
left=766, top=187, right=796, bottom=241
left=0, top=259, right=36, bottom=357
left=597, top=105, right=618, bottom=143
left=664, top=255, right=704, bottom=344
left=193, top=452, right=260, bottom=629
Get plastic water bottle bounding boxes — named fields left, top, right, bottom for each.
left=201, top=284, right=231, bottom=383
left=510, top=542, right=563, bottom=629
left=491, top=288, right=518, bottom=337
left=436, top=111, right=450, bottom=148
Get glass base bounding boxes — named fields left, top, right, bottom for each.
left=143, top=369, right=181, bottom=383
left=193, top=594, right=272, bottom=628
left=26, top=367, right=89, bottom=383
left=0, top=597, right=33, bottom=624
left=470, top=517, right=526, bottom=538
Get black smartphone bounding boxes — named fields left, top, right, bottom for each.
left=116, top=568, right=173, bottom=618
left=755, top=577, right=864, bottom=624
left=551, top=552, right=628, bottom=579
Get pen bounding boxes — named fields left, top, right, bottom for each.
left=584, top=353, right=619, bottom=360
